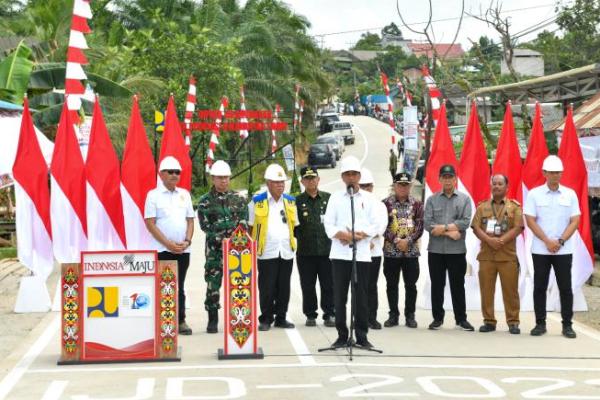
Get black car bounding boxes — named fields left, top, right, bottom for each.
left=319, top=113, right=340, bottom=134
left=308, top=144, right=336, bottom=168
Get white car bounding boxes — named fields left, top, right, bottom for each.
left=332, top=121, right=354, bottom=145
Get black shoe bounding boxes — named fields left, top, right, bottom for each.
left=332, top=336, right=348, bottom=348
left=509, top=325, right=521, bottom=335
left=368, top=320, right=382, bottom=330
left=306, top=318, right=317, bottom=327
left=530, top=323, right=547, bottom=336
left=258, top=322, right=271, bottom=331
left=384, top=316, right=399, bottom=327
left=479, top=323, right=496, bottom=333
left=562, top=325, right=577, bottom=339
left=456, top=320, right=475, bottom=331
left=428, top=320, right=443, bottom=330
left=206, top=310, right=218, bottom=334
left=405, top=317, right=418, bottom=329
left=179, top=321, right=192, bottom=335
left=274, top=320, right=295, bottom=329
left=356, top=337, right=374, bottom=349
left=323, top=316, right=336, bottom=327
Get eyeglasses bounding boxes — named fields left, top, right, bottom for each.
left=164, top=170, right=181, bottom=175
left=280, top=209, right=287, bottom=224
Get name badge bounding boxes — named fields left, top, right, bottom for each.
left=486, top=218, right=497, bottom=234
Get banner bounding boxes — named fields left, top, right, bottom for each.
left=403, top=105, right=419, bottom=152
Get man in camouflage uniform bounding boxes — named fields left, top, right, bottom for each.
left=198, top=160, right=248, bottom=333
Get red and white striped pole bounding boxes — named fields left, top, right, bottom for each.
left=206, top=96, right=228, bottom=172
left=380, top=71, right=396, bottom=146
left=293, top=84, right=300, bottom=132
left=271, top=104, right=280, bottom=155
left=239, top=86, right=249, bottom=139
left=183, top=76, right=197, bottom=149
left=299, top=99, right=304, bottom=133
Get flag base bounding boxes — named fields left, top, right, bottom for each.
left=57, top=347, right=182, bottom=365
left=218, top=348, right=264, bottom=360
left=14, top=275, right=51, bottom=313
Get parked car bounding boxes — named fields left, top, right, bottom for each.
left=332, top=121, right=354, bottom=145
left=321, top=131, right=345, bottom=154
left=316, top=134, right=342, bottom=160
left=308, top=144, right=336, bottom=168
left=319, top=112, right=340, bottom=134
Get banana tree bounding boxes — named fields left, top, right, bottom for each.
left=0, top=39, right=34, bottom=104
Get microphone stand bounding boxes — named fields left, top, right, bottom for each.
left=319, top=185, right=382, bottom=360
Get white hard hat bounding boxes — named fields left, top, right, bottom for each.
left=542, top=155, right=564, bottom=172
left=159, top=156, right=182, bottom=171
left=264, top=163, right=287, bottom=181
left=210, top=160, right=231, bottom=176
left=358, top=168, right=374, bottom=184
left=340, top=156, right=361, bottom=173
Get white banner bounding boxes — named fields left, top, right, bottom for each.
left=403, top=106, right=419, bottom=151
left=282, top=144, right=295, bottom=172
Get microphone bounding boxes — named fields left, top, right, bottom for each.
left=346, top=184, right=354, bottom=195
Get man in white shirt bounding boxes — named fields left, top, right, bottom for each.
left=358, top=168, right=388, bottom=330
left=145, top=156, right=195, bottom=335
left=248, top=164, right=299, bottom=331
left=524, top=155, right=581, bottom=339
left=324, top=156, right=379, bottom=349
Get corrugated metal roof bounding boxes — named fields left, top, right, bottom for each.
left=550, top=91, right=600, bottom=131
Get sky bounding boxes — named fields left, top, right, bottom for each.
left=279, top=0, right=567, bottom=51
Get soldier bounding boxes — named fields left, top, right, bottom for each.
left=389, top=149, right=398, bottom=181
left=472, top=174, right=523, bottom=334
left=248, top=163, right=299, bottom=331
left=295, top=166, right=335, bottom=327
left=145, top=156, right=195, bottom=335
left=197, top=160, right=248, bottom=334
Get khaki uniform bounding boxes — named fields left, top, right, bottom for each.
left=472, top=198, right=523, bottom=326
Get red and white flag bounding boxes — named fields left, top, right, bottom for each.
left=206, top=96, right=228, bottom=171
left=380, top=71, right=396, bottom=146
left=65, top=0, right=92, bottom=122
left=421, top=65, right=442, bottom=126
left=160, top=95, right=193, bottom=190
left=396, top=77, right=413, bottom=107
left=121, top=96, right=155, bottom=250
left=558, top=106, right=594, bottom=310
left=13, top=98, right=53, bottom=278
left=492, top=101, right=523, bottom=203
left=239, top=86, right=249, bottom=139
left=86, top=98, right=126, bottom=250
left=271, top=104, right=280, bottom=155
left=50, top=101, right=87, bottom=262
left=183, top=76, right=197, bottom=148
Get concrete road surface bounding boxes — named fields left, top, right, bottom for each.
left=1, top=116, right=600, bottom=399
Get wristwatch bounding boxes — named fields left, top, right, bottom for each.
left=184, top=238, right=192, bottom=245
left=444, top=224, right=448, bottom=232
left=558, top=238, right=565, bottom=247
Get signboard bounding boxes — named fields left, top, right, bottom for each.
left=282, top=144, right=295, bottom=172
left=403, top=105, right=419, bottom=151
left=58, top=251, right=181, bottom=365
left=219, top=226, right=263, bottom=360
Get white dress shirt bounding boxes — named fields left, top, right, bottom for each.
left=144, top=186, right=195, bottom=253
left=324, top=189, right=379, bottom=262
left=248, top=191, right=299, bottom=260
left=370, top=199, right=389, bottom=258
left=524, top=183, right=581, bottom=255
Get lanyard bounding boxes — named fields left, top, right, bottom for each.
left=491, top=200, right=505, bottom=221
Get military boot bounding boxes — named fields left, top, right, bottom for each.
left=207, top=310, right=218, bottom=334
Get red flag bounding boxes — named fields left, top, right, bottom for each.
left=492, top=102, right=522, bottom=202
left=50, top=100, right=87, bottom=262
left=459, top=101, right=490, bottom=205
left=86, top=98, right=126, bottom=249
left=558, top=106, right=593, bottom=257
left=121, top=96, right=156, bottom=249
left=159, top=96, right=192, bottom=190
left=522, top=103, right=549, bottom=189
left=425, top=102, right=457, bottom=193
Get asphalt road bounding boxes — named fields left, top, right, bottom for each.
left=1, top=116, right=600, bottom=399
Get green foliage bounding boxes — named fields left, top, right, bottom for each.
left=352, top=32, right=382, bottom=50
left=0, top=247, right=16, bottom=259
left=0, top=40, right=34, bottom=104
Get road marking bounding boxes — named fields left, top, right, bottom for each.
left=256, top=384, right=323, bottom=389
left=282, top=318, right=317, bottom=365
left=27, top=361, right=600, bottom=374
left=0, top=314, right=60, bottom=400
left=548, top=314, right=600, bottom=342
left=40, top=380, right=68, bottom=400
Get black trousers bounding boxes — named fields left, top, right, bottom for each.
left=158, top=251, right=190, bottom=323
left=532, top=254, right=574, bottom=325
left=331, top=259, right=370, bottom=341
left=383, top=257, right=420, bottom=317
left=368, top=256, right=382, bottom=322
left=428, top=252, right=467, bottom=323
left=297, top=255, right=335, bottom=320
left=257, top=257, right=293, bottom=324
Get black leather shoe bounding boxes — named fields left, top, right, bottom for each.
left=323, top=316, right=336, bottom=327
left=456, top=320, right=475, bottom=331
left=405, top=316, right=418, bottom=328
left=332, top=336, right=348, bottom=348
left=479, top=323, right=496, bottom=333
left=530, top=323, right=547, bottom=336
left=356, top=337, right=374, bottom=349
left=384, top=316, right=399, bottom=327
left=258, top=322, right=271, bottom=331
left=428, top=320, right=443, bottom=330
left=305, top=318, right=317, bottom=327
left=179, top=321, right=192, bottom=335
left=274, top=320, right=295, bottom=329
left=206, top=310, right=218, bottom=334
left=562, top=325, right=577, bottom=339
left=368, top=320, right=382, bottom=330
left=509, top=325, right=521, bottom=335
